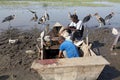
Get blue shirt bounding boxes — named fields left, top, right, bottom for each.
left=59, top=40, right=80, bottom=58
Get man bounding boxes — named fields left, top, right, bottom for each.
left=58, top=36, right=80, bottom=58
left=62, top=14, right=84, bottom=42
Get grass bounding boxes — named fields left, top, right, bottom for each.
left=0, top=1, right=30, bottom=6
left=40, top=2, right=107, bottom=7
left=108, top=0, right=120, bottom=3
left=0, top=0, right=94, bottom=2
left=0, top=0, right=119, bottom=7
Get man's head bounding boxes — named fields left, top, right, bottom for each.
left=70, top=14, right=78, bottom=23
left=58, top=36, right=65, bottom=44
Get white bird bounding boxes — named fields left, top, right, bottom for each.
left=112, top=28, right=118, bottom=35
left=9, top=39, right=18, bottom=44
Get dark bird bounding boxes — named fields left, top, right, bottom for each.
left=94, top=13, right=105, bottom=27
left=82, top=14, right=92, bottom=23
left=105, top=12, right=114, bottom=25
left=2, top=15, right=15, bottom=27
left=82, top=14, right=92, bottom=27
left=2, top=15, right=15, bottom=23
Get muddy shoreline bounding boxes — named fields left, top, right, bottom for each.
left=0, top=27, right=120, bottom=80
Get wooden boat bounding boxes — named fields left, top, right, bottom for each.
left=31, top=22, right=110, bottom=80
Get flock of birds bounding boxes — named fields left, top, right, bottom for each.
left=1, top=9, right=115, bottom=28
left=68, top=10, right=115, bottom=27
left=28, top=9, right=50, bottom=24
left=1, top=9, right=50, bottom=27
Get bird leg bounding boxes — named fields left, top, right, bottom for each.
left=9, top=21, right=11, bottom=28
left=99, top=23, right=102, bottom=27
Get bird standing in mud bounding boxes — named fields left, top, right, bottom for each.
left=94, top=13, right=105, bottom=27
left=105, top=12, right=114, bottom=25
left=2, top=15, right=15, bottom=27
left=82, top=14, right=92, bottom=27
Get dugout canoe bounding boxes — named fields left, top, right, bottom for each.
left=31, top=22, right=109, bottom=80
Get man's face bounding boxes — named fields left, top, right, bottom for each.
left=71, top=18, right=76, bottom=22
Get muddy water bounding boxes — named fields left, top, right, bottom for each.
left=0, top=1, right=120, bottom=31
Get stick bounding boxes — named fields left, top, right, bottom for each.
left=36, top=45, right=41, bottom=59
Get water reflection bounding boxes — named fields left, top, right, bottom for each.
left=0, top=1, right=120, bottom=31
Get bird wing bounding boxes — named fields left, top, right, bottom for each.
left=99, top=17, right=106, bottom=25
left=46, top=13, right=49, bottom=20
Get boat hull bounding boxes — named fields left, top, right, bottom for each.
left=31, top=56, right=109, bottom=80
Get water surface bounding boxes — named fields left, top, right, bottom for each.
left=0, top=1, right=120, bottom=31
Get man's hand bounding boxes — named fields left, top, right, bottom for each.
left=58, top=51, right=64, bottom=58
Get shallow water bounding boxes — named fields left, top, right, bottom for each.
left=0, top=1, right=120, bottom=31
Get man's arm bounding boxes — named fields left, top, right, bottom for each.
left=58, top=50, right=63, bottom=58
left=68, top=26, right=76, bottom=31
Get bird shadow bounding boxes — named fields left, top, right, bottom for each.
left=0, top=75, right=9, bottom=80
left=97, top=65, right=120, bottom=80
left=91, top=40, right=105, bottom=55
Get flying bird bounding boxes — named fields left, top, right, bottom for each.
left=94, top=13, right=105, bottom=27
left=105, top=12, right=114, bottom=25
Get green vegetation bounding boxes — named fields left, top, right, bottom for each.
left=108, top=0, right=120, bottom=3
left=0, top=1, right=29, bottom=6
left=0, top=0, right=119, bottom=7
left=0, top=0, right=94, bottom=2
